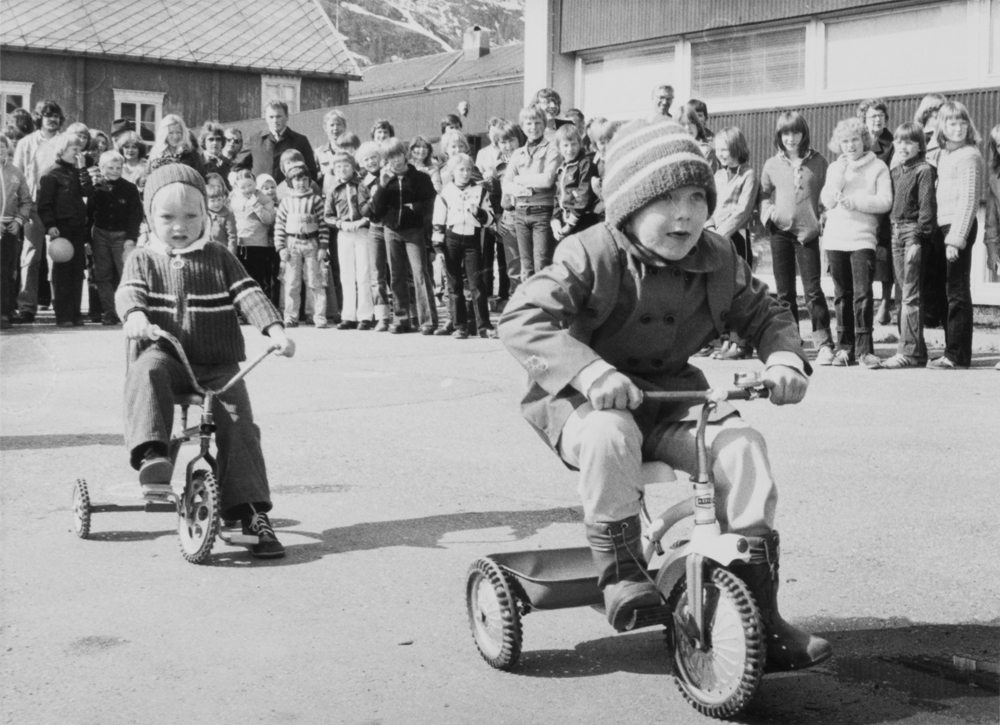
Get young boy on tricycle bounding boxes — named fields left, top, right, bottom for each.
left=115, top=163, right=295, bottom=559
left=498, top=119, right=831, bottom=671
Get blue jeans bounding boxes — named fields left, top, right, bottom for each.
left=443, top=230, right=491, bottom=331
left=936, top=220, right=976, bottom=366
left=514, top=206, right=555, bottom=282
left=768, top=230, right=832, bottom=348
left=827, top=248, right=875, bottom=357
left=891, top=222, right=928, bottom=360
left=386, top=226, right=436, bottom=328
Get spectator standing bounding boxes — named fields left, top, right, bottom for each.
left=986, top=124, right=1000, bottom=371
left=820, top=118, right=892, bottom=368
left=356, top=142, right=391, bottom=331
left=759, top=111, right=835, bottom=363
left=371, top=119, right=395, bottom=145
left=912, top=93, right=949, bottom=329
left=484, top=121, right=521, bottom=300
left=246, top=101, right=318, bottom=185
left=650, top=84, right=675, bottom=119
left=115, top=131, right=148, bottom=193
left=5, top=108, right=34, bottom=143
left=675, top=103, right=720, bottom=172
left=200, top=122, right=232, bottom=190
left=857, top=99, right=896, bottom=325
left=324, top=151, right=374, bottom=330
left=11, top=99, right=64, bottom=323
left=688, top=99, right=713, bottom=140
left=0, top=136, right=32, bottom=328
left=229, top=169, right=278, bottom=304
left=550, top=124, right=599, bottom=242
left=275, top=164, right=329, bottom=328
left=315, top=110, right=348, bottom=183
left=205, top=180, right=238, bottom=252
left=148, top=114, right=206, bottom=177
left=927, top=102, right=984, bottom=370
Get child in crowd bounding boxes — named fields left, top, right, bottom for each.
left=928, top=101, right=984, bottom=370
left=229, top=169, right=277, bottom=303
left=484, top=121, right=522, bottom=299
left=337, top=132, right=361, bottom=154
left=90, top=130, right=112, bottom=158
left=371, top=119, right=394, bottom=144
left=357, top=142, right=391, bottom=331
left=503, top=104, right=561, bottom=282
left=148, top=114, right=206, bottom=177
left=275, top=163, right=329, bottom=328
left=820, top=117, right=892, bottom=369
left=880, top=123, right=937, bottom=370
left=115, top=131, right=148, bottom=192
left=276, top=150, right=321, bottom=201
left=205, top=179, right=238, bottom=252
left=369, top=138, right=437, bottom=334
left=256, top=174, right=278, bottom=206
left=88, top=150, right=143, bottom=325
left=431, top=153, right=497, bottom=339
left=551, top=124, right=599, bottom=242
left=115, top=163, right=294, bottom=558
left=498, top=118, right=831, bottom=674
left=324, top=151, right=374, bottom=330
left=759, top=111, right=835, bottom=364
left=37, top=131, right=93, bottom=327
left=0, top=136, right=32, bottom=329
left=987, top=124, right=1000, bottom=371
left=706, top=126, right=760, bottom=360
left=675, top=103, right=719, bottom=171
left=409, top=136, right=440, bottom=190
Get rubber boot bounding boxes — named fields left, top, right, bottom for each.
left=731, top=531, right=832, bottom=672
left=585, top=516, right=662, bottom=632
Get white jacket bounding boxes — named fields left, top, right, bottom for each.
left=431, top=182, right=494, bottom=240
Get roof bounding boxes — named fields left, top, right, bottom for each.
left=350, top=42, right=523, bottom=100
left=0, top=0, right=362, bottom=79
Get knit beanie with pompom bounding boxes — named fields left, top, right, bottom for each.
left=143, top=161, right=207, bottom=221
left=601, top=119, right=716, bottom=230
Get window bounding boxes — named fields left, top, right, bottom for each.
left=113, top=89, right=164, bottom=142
left=991, top=0, right=1000, bottom=75
left=825, top=3, right=968, bottom=92
left=580, top=46, right=676, bottom=121
left=690, top=27, right=805, bottom=100
left=261, top=76, right=301, bottom=115
left=1, top=81, right=33, bottom=130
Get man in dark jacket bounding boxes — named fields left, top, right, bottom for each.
left=246, top=101, right=318, bottom=185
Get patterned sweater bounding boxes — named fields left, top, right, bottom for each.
left=936, top=144, right=984, bottom=249
left=115, top=238, right=281, bottom=364
left=274, top=190, right=328, bottom=252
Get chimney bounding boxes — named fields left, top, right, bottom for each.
left=463, top=26, right=490, bottom=60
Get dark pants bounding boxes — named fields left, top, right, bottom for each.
left=768, top=230, right=832, bottom=348
left=481, top=226, right=510, bottom=299
left=891, top=222, right=928, bottom=360
left=499, top=215, right=520, bottom=297
left=1, top=230, right=20, bottom=318
left=124, top=346, right=271, bottom=515
left=827, top=248, right=875, bottom=358
left=367, top=223, right=390, bottom=322
left=875, top=218, right=895, bottom=301
left=237, top=246, right=279, bottom=305
left=514, top=206, right=555, bottom=281
left=386, top=226, right=436, bottom=327
left=922, top=226, right=948, bottom=328
left=936, top=221, right=977, bottom=367
left=51, top=226, right=87, bottom=324
left=443, top=230, right=491, bottom=331
left=91, top=227, right=127, bottom=320
left=731, top=231, right=753, bottom=267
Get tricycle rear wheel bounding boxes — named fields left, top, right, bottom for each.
left=72, top=478, right=91, bottom=539
left=667, top=566, right=764, bottom=719
left=466, top=558, right=523, bottom=670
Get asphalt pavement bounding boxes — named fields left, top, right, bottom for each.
left=1, top=313, right=998, bottom=725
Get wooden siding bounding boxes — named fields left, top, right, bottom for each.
left=0, top=49, right=348, bottom=133
left=560, top=0, right=909, bottom=53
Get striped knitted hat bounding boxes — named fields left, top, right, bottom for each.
left=144, top=161, right=207, bottom=220
left=602, top=119, right=716, bottom=230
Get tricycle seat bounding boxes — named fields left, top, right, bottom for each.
left=175, top=393, right=205, bottom=408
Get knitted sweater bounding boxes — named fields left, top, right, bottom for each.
left=274, top=190, right=328, bottom=252
left=820, top=152, right=892, bottom=252
left=759, top=150, right=828, bottom=243
left=115, top=237, right=281, bottom=364
left=936, top=144, right=984, bottom=249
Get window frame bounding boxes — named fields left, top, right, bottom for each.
left=575, top=41, right=679, bottom=121
left=261, top=75, right=302, bottom=116
left=0, top=80, right=33, bottom=129
left=112, top=88, right=165, bottom=142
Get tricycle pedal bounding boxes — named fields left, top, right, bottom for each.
left=219, top=531, right=259, bottom=546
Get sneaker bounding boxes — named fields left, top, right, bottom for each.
left=10, top=311, right=35, bottom=324
left=434, top=324, right=454, bottom=336
left=478, top=328, right=499, bottom=339
left=420, top=325, right=436, bottom=335
left=242, top=509, right=285, bottom=559
left=283, top=319, right=298, bottom=328
left=373, top=320, right=390, bottom=332
left=452, top=329, right=469, bottom=339
left=692, top=344, right=714, bottom=357
left=101, top=312, right=120, bottom=326
left=315, top=321, right=330, bottom=329
left=880, top=353, right=921, bottom=370
left=389, top=322, right=411, bottom=334
left=139, top=453, right=173, bottom=486
left=337, top=320, right=358, bottom=330
left=358, top=319, right=375, bottom=331
left=815, top=345, right=836, bottom=366
left=928, top=356, right=965, bottom=370
left=859, top=353, right=882, bottom=369
left=831, top=350, right=853, bottom=367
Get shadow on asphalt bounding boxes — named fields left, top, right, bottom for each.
left=0, top=433, right=125, bottom=450
left=208, top=507, right=585, bottom=567
left=510, top=619, right=998, bottom=724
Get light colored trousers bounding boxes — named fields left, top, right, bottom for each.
left=559, top=403, right=777, bottom=534
left=283, top=245, right=327, bottom=326
left=17, top=209, right=45, bottom=314
left=337, top=229, right=374, bottom=323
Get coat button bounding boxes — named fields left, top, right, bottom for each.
left=652, top=358, right=664, bottom=367
left=626, top=357, right=640, bottom=367
left=640, top=314, right=652, bottom=324
left=663, top=315, right=676, bottom=325
left=672, top=268, right=683, bottom=277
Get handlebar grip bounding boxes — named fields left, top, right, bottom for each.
left=147, top=324, right=163, bottom=341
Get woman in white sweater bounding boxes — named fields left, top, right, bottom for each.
left=820, top=117, right=892, bottom=368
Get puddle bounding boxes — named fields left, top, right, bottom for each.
left=835, top=654, right=999, bottom=706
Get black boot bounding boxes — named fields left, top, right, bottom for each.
left=731, top=531, right=832, bottom=672
left=585, top=516, right=662, bottom=632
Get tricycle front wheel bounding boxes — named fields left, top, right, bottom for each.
left=668, top=567, right=764, bottom=719
left=177, top=470, right=220, bottom=564
left=71, top=478, right=91, bottom=539
left=466, top=558, right=523, bottom=670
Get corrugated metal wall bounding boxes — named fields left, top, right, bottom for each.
left=560, top=0, right=907, bottom=53
left=710, top=87, right=1000, bottom=172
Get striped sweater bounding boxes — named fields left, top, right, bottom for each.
left=115, top=239, right=281, bottom=364
left=274, top=191, right=328, bottom=252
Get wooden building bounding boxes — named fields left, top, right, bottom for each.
left=524, top=0, right=1000, bottom=304
left=229, top=29, right=523, bottom=148
left=0, top=0, right=360, bottom=140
